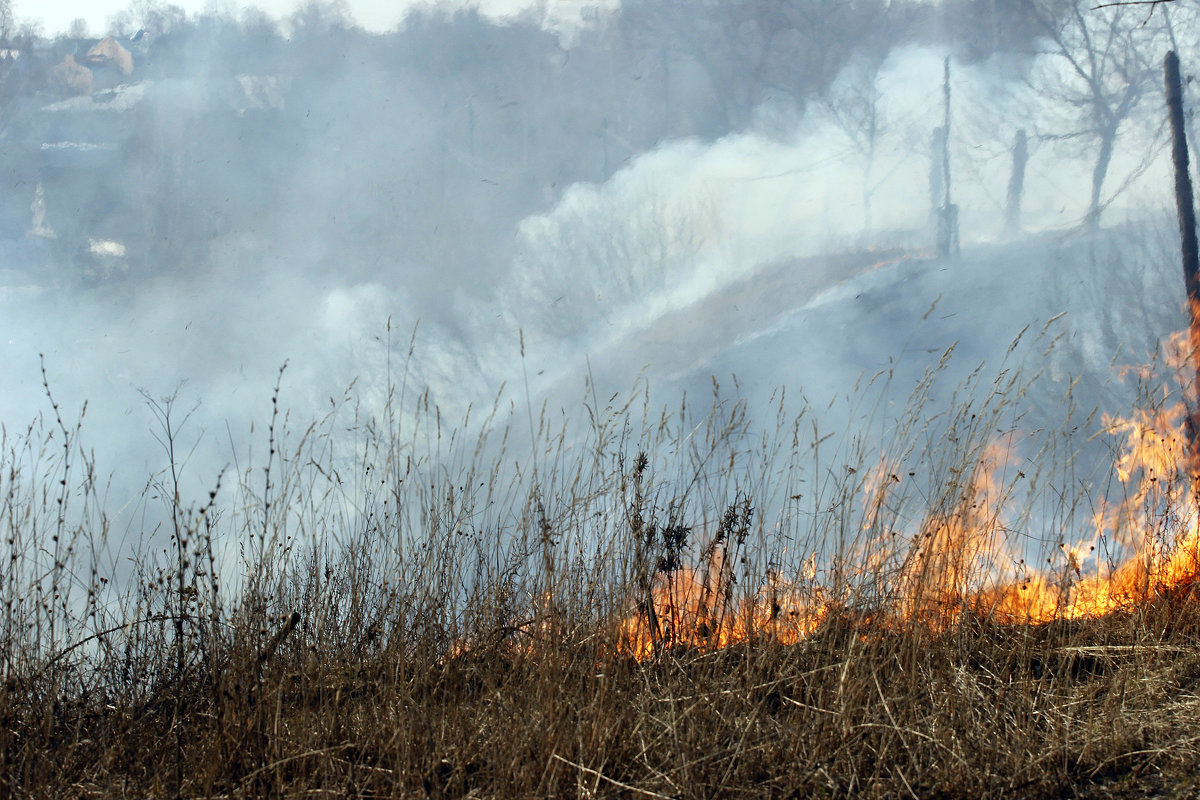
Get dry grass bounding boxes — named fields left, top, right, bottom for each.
left=4, top=341, right=1200, bottom=799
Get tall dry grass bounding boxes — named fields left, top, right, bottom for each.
left=3, top=330, right=1200, bottom=799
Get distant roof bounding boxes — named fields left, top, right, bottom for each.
left=85, top=37, right=134, bottom=76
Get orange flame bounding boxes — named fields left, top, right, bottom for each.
left=615, top=552, right=833, bottom=659
left=614, top=342, right=1200, bottom=658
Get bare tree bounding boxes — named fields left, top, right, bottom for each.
left=820, top=50, right=887, bottom=231
left=108, top=0, right=188, bottom=38
left=1024, top=0, right=1164, bottom=229
left=508, top=190, right=714, bottom=342
left=618, top=0, right=894, bottom=134
left=288, top=0, right=354, bottom=41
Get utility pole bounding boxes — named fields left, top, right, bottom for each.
left=1165, top=50, right=1200, bottom=465
left=935, top=57, right=958, bottom=257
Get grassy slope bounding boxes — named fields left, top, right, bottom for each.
left=5, top=228, right=1200, bottom=798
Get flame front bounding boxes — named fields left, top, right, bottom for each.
left=616, top=558, right=832, bottom=659
left=614, top=346, right=1200, bottom=659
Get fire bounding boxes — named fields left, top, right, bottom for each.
left=613, top=343, right=1200, bottom=659
left=615, top=556, right=832, bottom=659
left=888, top=438, right=1011, bottom=629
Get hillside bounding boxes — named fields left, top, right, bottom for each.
left=5, top=3, right=1200, bottom=797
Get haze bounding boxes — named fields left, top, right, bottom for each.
left=0, top=0, right=1195, bottom=564
left=12, top=0, right=606, bottom=37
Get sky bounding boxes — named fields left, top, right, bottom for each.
left=12, top=0, right=561, bottom=36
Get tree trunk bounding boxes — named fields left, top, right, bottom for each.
left=862, top=149, right=874, bottom=232
left=1165, top=49, right=1200, bottom=466
left=941, top=57, right=952, bottom=212
left=1004, top=128, right=1027, bottom=236
left=936, top=57, right=957, bottom=257
left=862, top=182, right=872, bottom=232
left=929, top=126, right=945, bottom=212
left=1086, top=123, right=1115, bottom=231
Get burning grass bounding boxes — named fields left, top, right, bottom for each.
left=5, top=332, right=1200, bottom=798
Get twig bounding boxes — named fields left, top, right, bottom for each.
left=550, top=754, right=676, bottom=800
left=258, top=610, right=301, bottom=667
left=1054, top=644, right=1191, bottom=656
left=782, top=696, right=840, bottom=715
left=872, top=672, right=920, bottom=800
left=42, top=613, right=186, bottom=671
left=234, top=744, right=355, bottom=789
left=1092, top=0, right=1172, bottom=8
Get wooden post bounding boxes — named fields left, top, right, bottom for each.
left=941, top=57, right=952, bottom=215
left=930, top=126, right=945, bottom=213
left=936, top=57, right=959, bottom=257
left=1004, top=128, right=1027, bottom=237
left=1165, top=50, right=1200, bottom=466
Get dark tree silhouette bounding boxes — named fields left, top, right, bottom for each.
left=1024, top=0, right=1164, bottom=230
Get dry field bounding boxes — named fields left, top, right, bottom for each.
left=5, top=337, right=1200, bottom=799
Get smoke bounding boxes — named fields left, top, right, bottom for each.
left=0, top=2, right=1193, bottom=575
left=492, top=42, right=1179, bottom=405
